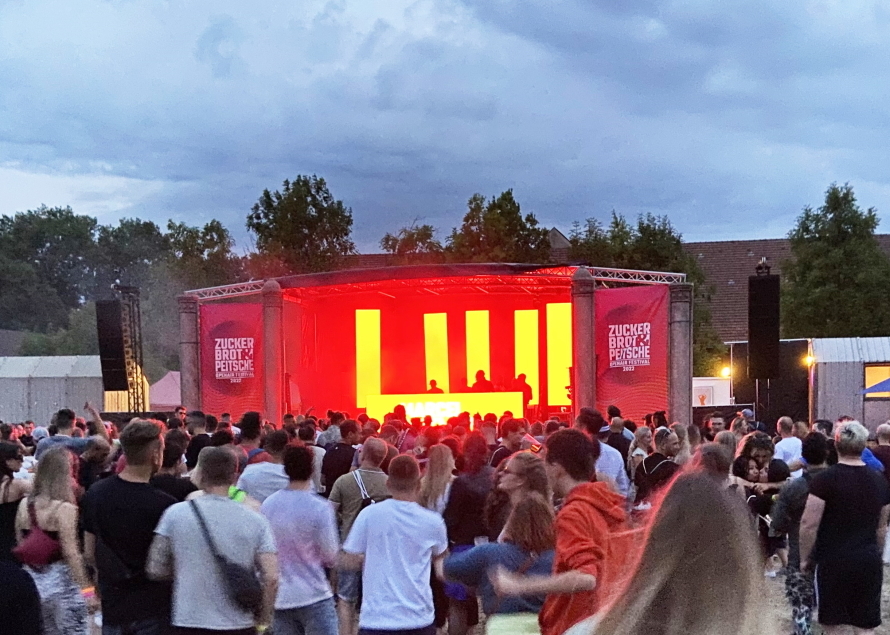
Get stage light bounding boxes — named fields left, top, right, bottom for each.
left=423, top=313, right=450, bottom=393
left=514, top=310, right=539, bottom=405
left=804, top=355, right=815, bottom=367
left=546, top=303, right=572, bottom=404
left=355, top=310, right=381, bottom=407
left=466, top=311, right=490, bottom=381
left=720, top=366, right=731, bottom=378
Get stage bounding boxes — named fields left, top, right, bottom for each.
left=178, top=263, right=693, bottom=425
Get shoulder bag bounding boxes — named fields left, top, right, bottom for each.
left=189, top=500, right=263, bottom=614
left=13, top=498, right=62, bottom=568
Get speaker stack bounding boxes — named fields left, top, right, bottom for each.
left=748, top=271, right=780, bottom=379
left=95, top=300, right=130, bottom=391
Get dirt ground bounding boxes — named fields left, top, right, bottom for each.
left=763, top=567, right=890, bottom=634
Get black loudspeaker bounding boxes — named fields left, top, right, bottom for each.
left=748, top=275, right=780, bottom=379
left=96, top=300, right=129, bottom=391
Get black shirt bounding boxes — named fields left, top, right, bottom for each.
left=604, top=432, right=631, bottom=462
left=185, top=433, right=211, bottom=471
left=443, top=467, right=495, bottom=545
left=150, top=474, right=199, bottom=502
left=321, top=443, right=356, bottom=498
left=81, top=476, right=177, bottom=626
left=808, top=463, right=890, bottom=562
left=634, top=452, right=680, bottom=502
left=0, top=559, right=42, bottom=635
left=489, top=445, right=515, bottom=469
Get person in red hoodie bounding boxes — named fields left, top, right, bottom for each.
left=491, top=428, right=627, bottom=635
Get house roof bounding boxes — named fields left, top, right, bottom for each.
left=684, top=235, right=890, bottom=343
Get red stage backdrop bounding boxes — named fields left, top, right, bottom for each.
left=596, top=285, right=670, bottom=422
left=200, top=303, right=264, bottom=416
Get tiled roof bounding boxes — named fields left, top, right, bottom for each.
left=684, top=235, right=890, bottom=342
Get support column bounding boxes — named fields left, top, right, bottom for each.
left=669, top=283, right=694, bottom=425
left=177, top=294, right=201, bottom=410
left=571, top=267, right=596, bottom=419
left=263, top=280, right=284, bottom=425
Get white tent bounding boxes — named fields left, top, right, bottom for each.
left=149, top=371, right=181, bottom=412
left=0, top=356, right=104, bottom=426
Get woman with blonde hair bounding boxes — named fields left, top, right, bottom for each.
left=626, top=427, right=652, bottom=478
left=484, top=451, right=550, bottom=541
left=670, top=422, right=692, bottom=466
left=419, top=444, right=456, bottom=514
left=444, top=492, right=556, bottom=635
left=714, top=430, right=739, bottom=459
left=566, top=472, right=777, bottom=635
left=15, top=446, right=93, bottom=634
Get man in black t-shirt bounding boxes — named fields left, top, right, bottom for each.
left=184, top=411, right=210, bottom=471
left=634, top=428, right=681, bottom=502
left=489, top=419, right=524, bottom=468
left=601, top=417, right=631, bottom=462
left=150, top=433, right=198, bottom=502
left=83, top=419, right=177, bottom=634
left=321, top=419, right=360, bottom=498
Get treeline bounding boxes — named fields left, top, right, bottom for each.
left=8, top=176, right=874, bottom=382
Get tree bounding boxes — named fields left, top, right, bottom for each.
left=783, top=183, right=890, bottom=338
left=446, top=191, right=550, bottom=263
left=19, top=303, right=99, bottom=356
left=380, top=222, right=444, bottom=264
left=247, top=175, right=356, bottom=273
left=0, top=256, right=68, bottom=332
left=570, top=212, right=725, bottom=376
left=166, top=219, right=242, bottom=289
left=0, top=205, right=98, bottom=312
left=95, top=218, right=171, bottom=293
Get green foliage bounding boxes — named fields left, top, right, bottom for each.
left=783, top=183, right=890, bottom=338
left=247, top=175, right=356, bottom=273
left=0, top=205, right=99, bottom=311
left=569, top=212, right=725, bottom=376
left=19, top=303, right=100, bottom=356
left=0, top=255, right=69, bottom=332
left=167, top=219, right=242, bottom=289
left=380, top=222, right=444, bottom=263
left=446, top=191, right=550, bottom=263
left=95, top=218, right=171, bottom=291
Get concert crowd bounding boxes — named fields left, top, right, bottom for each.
left=1, top=402, right=889, bottom=635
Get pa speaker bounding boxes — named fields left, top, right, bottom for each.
left=748, top=275, right=780, bottom=379
left=96, top=300, right=129, bottom=391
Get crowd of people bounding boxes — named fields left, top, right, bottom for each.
left=1, top=402, right=889, bottom=635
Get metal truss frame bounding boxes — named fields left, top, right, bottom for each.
left=184, top=265, right=686, bottom=302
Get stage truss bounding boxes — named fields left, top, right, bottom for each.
left=185, top=265, right=686, bottom=302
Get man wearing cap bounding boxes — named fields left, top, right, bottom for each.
left=740, top=408, right=767, bottom=434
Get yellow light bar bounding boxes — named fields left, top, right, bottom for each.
left=424, top=313, right=450, bottom=393
left=355, top=309, right=381, bottom=407
left=514, top=309, right=539, bottom=405
left=466, top=310, right=490, bottom=383
left=546, top=303, right=572, bottom=405
left=366, top=392, right=524, bottom=425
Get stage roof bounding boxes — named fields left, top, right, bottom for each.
left=185, top=263, right=687, bottom=302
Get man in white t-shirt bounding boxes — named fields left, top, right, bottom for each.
left=236, top=430, right=290, bottom=502
left=774, top=416, right=803, bottom=478
left=339, top=454, right=447, bottom=635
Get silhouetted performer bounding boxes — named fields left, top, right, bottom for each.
left=472, top=370, right=494, bottom=392
left=428, top=380, right=444, bottom=394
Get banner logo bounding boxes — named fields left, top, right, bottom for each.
left=214, top=337, right=255, bottom=382
left=607, top=322, right=651, bottom=371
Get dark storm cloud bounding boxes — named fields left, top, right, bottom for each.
left=2, top=0, right=890, bottom=251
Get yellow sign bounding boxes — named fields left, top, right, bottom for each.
left=365, top=392, right=525, bottom=425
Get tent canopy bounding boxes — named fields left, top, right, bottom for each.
left=862, top=377, right=890, bottom=394
left=149, top=371, right=181, bottom=411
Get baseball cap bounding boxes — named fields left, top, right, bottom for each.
left=740, top=409, right=754, bottom=418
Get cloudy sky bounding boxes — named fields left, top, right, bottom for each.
left=3, top=0, right=890, bottom=252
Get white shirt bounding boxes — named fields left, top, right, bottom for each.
left=342, top=499, right=448, bottom=630
left=596, top=441, right=630, bottom=497
left=236, top=462, right=289, bottom=502
left=775, top=436, right=803, bottom=478
left=309, top=446, right=326, bottom=494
